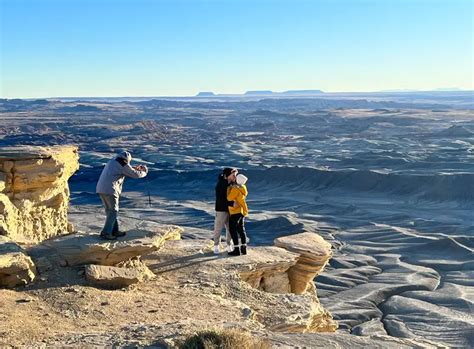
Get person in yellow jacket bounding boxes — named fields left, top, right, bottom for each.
left=227, top=173, right=249, bottom=256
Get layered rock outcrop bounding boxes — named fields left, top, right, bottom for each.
left=274, top=232, right=332, bottom=294
left=237, top=246, right=298, bottom=293
left=238, top=232, right=336, bottom=332
left=0, top=146, right=79, bottom=243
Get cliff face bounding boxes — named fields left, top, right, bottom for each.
left=0, top=146, right=79, bottom=243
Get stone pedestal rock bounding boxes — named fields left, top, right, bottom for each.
left=274, top=232, right=332, bottom=294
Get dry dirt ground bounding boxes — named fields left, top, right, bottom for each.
left=0, top=238, right=440, bottom=349
left=1, top=237, right=299, bottom=347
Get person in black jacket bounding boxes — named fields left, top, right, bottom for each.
left=213, top=167, right=238, bottom=254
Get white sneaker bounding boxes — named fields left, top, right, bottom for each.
left=227, top=244, right=234, bottom=253
left=213, top=245, right=220, bottom=254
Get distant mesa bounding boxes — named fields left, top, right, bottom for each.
left=58, top=104, right=102, bottom=112
left=196, top=92, right=216, bottom=97
left=245, top=90, right=274, bottom=95
left=380, top=89, right=420, bottom=93
left=0, top=98, right=51, bottom=112
left=195, top=89, right=324, bottom=97
left=244, top=90, right=323, bottom=96
left=30, top=99, right=50, bottom=105
left=282, top=89, right=324, bottom=95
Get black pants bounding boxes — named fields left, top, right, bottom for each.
left=229, top=213, right=247, bottom=246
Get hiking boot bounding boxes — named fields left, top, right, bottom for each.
left=240, top=245, right=247, bottom=255
left=213, top=245, right=220, bottom=255
left=113, top=231, right=126, bottom=237
left=228, top=247, right=241, bottom=256
left=100, top=233, right=117, bottom=241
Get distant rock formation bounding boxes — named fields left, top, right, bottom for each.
left=244, top=90, right=324, bottom=96
left=57, top=104, right=102, bottom=112
left=244, top=90, right=274, bottom=95
left=0, top=146, right=79, bottom=243
left=282, top=90, right=324, bottom=95
left=196, top=92, right=216, bottom=97
left=0, top=99, right=50, bottom=112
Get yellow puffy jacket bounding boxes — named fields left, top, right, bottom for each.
left=227, top=184, right=248, bottom=216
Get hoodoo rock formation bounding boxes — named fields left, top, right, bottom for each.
left=0, top=146, right=79, bottom=243
left=274, top=232, right=332, bottom=294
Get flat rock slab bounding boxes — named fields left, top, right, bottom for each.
left=85, top=264, right=154, bottom=289
left=0, top=236, right=37, bottom=288
left=154, top=239, right=299, bottom=272
left=274, top=232, right=332, bottom=261
left=0, top=146, right=63, bottom=160
left=45, top=225, right=182, bottom=266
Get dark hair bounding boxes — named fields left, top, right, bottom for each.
left=222, top=167, right=237, bottom=177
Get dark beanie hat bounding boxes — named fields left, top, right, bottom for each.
left=222, top=167, right=236, bottom=177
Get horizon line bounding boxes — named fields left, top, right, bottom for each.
left=2, top=88, right=473, bottom=100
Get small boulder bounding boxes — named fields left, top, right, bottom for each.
left=85, top=263, right=155, bottom=289
left=0, top=236, right=37, bottom=288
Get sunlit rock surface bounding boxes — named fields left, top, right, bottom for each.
left=85, top=261, right=155, bottom=289
left=0, top=236, right=37, bottom=288
left=0, top=146, right=79, bottom=243
left=154, top=237, right=337, bottom=333
left=274, top=232, right=333, bottom=294
left=45, top=226, right=183, bottom=266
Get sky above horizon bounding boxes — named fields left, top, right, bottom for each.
left=1, top=0, right=473, bottom=98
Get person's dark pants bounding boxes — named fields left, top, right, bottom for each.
left=99, top=193, right=120, bottom=236
left=229, top=213, right=247, bottom=246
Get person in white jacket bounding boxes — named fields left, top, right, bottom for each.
left=96, top=151, right=148, bottom=240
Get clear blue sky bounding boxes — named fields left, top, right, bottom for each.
left=1, top=0, right=473, bottom=98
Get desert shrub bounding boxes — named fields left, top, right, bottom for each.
left=179, top=328, right=271, bottom=349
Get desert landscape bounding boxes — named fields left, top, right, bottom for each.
left=0, top=92, right=473, bottom=347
